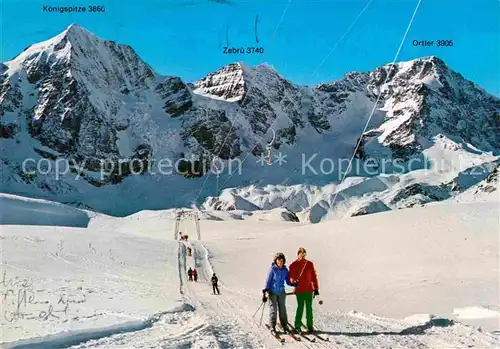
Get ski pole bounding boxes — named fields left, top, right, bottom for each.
left=252, top=301, right=264, bottom=319
left=259, top=300, right=265, bottom=326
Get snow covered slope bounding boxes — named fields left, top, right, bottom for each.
left=0, top=193, right=90, bottom=227
left=1, top=201, right=498, bottom=348
left=1, top=24, right=498, bottom=217
left=204, top=152, right=499, bottom=222
left=451, top=164, right=499, bottom=203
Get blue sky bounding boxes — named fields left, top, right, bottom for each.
left=1, top=0, right=499, bottom=95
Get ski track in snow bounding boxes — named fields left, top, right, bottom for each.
left=173, top=240, right=500, bottom=349
left=180, top=240, right=323, bottom=349
left=2, top=230, right=499, bottom=348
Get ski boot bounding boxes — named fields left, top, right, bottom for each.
left=291, top=327, right=301, bottom=334
left=269, top=326, right=278, bottom=336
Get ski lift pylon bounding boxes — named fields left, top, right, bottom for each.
left=265, top=128, right=276, bottom=166
left=266, top=144, right=272, bottom=165
left=174, top=209, right=202, bottom=240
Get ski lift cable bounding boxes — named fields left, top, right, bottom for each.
left=219, top=0, right=422, bottom=208
left=218, top=77, right=291, bottom=189
left=193, top=0, right=295, bottom=206
left=216, top=1, right=374, bottom=190
left=270, top=0, right=292, bottom=42
left=310, top=0, right=373, bottom=79
left=192, top=104, right=240, bottom=206
left=326, top=0, right=423, bottom=209
left=323, top=0, right=423, bottom=213
left=254, top=14, right=260, bottom=44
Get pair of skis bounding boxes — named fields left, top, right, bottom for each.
left=265, top=323, right=329, bottom=344
left=302, top=325, right=330, bottom=342
left=279, top=324, right=303, bottom=342
left=284, top=323, right=330, bottom=343
left=299, top=324, right=330, bottom=342
left=264, top=324, right=285, bottom=344
left=265, top=324, right=302, bottom=344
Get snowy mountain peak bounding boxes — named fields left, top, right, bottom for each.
left=6, top=24, right=96, bottom=70
left=193, top=62, right=247, bottom=101
left=1, top=24, right=160, bottom=169
left=59, top=23, right=102, bottom=51
left=192, top=60, right=291, bottom=108
left=372, top=55, right=472, bottom=97
left=1, top=25, right=498, bottom=216
left=64, top=23, right=89, bottom=34
left=5, top=24, right=155, bottom=88
left=401, top=55, right=445, bottom=69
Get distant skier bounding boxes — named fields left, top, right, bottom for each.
left=211, top=273, right=220, bottom=295
left=289, top=247, right=319, bottom=334
left=187, top=267, right=193, bottom=281
left=262, top=252, right=296, bottom=335
left=192, top=268, right=198, bottom=282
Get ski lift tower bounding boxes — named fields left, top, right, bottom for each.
left=174, top=209, right=201, bottom=240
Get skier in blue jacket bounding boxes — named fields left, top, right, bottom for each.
left=262, top=252, right=296, bottom=335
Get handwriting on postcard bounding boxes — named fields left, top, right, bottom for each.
left=1, top=270, right=86, bottom=322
